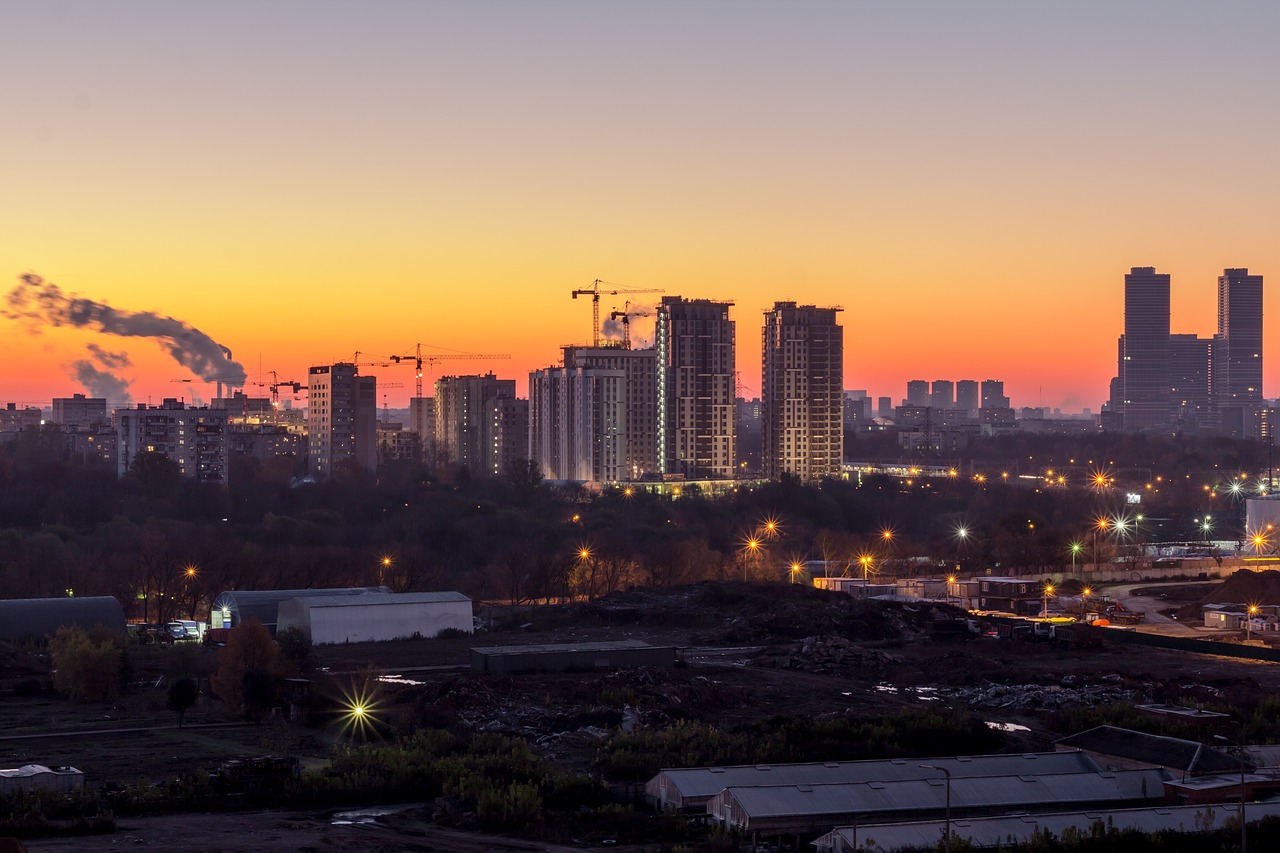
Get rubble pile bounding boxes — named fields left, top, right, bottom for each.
left=942, top=681, right=1131, bottom=710
left=755, top=634, right=905, bottom=674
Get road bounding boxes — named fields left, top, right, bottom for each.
left=1104, top=581, right=1205, bottom=637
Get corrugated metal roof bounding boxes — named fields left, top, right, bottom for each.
left=289, top=591, right=471, bottom=608
left=0, top=596, right=125, bottom=641
left=816, top=801, right=1280, bottom=852
left=471, top=640, right=657, bottom=656
left=651, top=752, right=1100, bottom=803
left=719, top=769, right=1167, bottom=819
left=1055, top=725, right=1248, bottom=774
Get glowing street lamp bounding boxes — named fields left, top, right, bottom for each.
left=1248, top=604, right=1260, bottom=643
left=1042, top=584, right=1054, bottom=621
left=859, top=554, right=873, bottom=580
left=337, top=679, right=383, bottom=741
left=1069, top=541, right=1082, bottom=579
left=789, top=562, right=804, bottom=584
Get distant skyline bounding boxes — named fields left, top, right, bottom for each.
left=3, top=1, right=1278, bottom=411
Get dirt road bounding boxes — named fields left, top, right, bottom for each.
left=1105, top=582, right=1203, bottom=637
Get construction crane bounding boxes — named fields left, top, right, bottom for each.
left=571, top=279, right=664, bottom=347
left=607, top=301, right=655, bottom=349
left=389, top=344, right=511, bottom=398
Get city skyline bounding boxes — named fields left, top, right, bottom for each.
left=4, top=2, right=1280, bottom=410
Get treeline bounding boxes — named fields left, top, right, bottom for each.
left=0, top=423, right=1265, bottom=617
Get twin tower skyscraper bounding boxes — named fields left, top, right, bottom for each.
left=1107, top=267, right=1263, bottom=437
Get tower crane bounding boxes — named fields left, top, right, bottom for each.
left=607, top=301, right=655, bottom=350
left=389, top=344, right=511, bottom=398
left=571, top=279, right=664, bottom=347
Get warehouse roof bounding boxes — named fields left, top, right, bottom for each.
left=471, top=639, right=658, bottom=656
left=212, top=587, right=391, bottom=629
left=1056, top=726, right=1250, bottom=774
left=815, top=801, right=1280, bottom=852
left=650, top=752, right=1100, bottom=805
left=0, top=596, right=125, bottom=641
left=0, top=765, right=82, bottom=779
left=288, top=591, right=470, bottom=608
left=717, top=769, right=1168, bottom=821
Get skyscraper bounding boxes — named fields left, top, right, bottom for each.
left=1120, top=267, right=1171, bottom=431
left=307, top=363, right=377, bottom=479
left=656, top=296, right=736, bottom=478
left=761, top=302, right=843, bottom=480
left=1213, top=268, right=1264, bottom=438
left=905, top=380, right=930, bottom=407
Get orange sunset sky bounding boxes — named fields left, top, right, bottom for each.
left=4, top=1, right=1280, bottom=412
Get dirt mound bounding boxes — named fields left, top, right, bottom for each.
left=555, top=582, right=956, bottom=645
left=1176, top=570, right=1280, bottom=620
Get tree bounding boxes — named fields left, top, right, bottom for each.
left=50, top=626, right=122, bottom=702
left=167, top=677, right=198, bottom=728
left=211, top=617, right=278, bottom=715
left=126, top=451, right=183, bottom=501
left=276, top=627, right=316, bottom=676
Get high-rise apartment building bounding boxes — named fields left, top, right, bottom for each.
left=656, top=297, right=736, bottom=478
left=1213, top=268, right=1264, bottom=438
left=762, top=302, right=843, bottom=480
left=955, top=380, right=979, bottom=413
left=1170, top=333, right=1211, bottom=430
left=980, top=380, right=1010, bottom=409
left=52, top=393, right=107, bottom=429
left=905, top=380, right=930, bottom=407
left=435, top=373, right=525, bottom=478
left=409, top=396, right=436, bottom=464
left=930, top=380, right=955, bottom=410
left=115, top=398, right=228, bottom=483
left=565, top=345, right=658, bottom=478
left=307, top=363, right=377, bottom=479
left=1119, top=267, right=1171, bottom=431
left=529, top=362, right=626, bottom=482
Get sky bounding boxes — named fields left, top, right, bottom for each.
left=3, top=0, right=1280, bottom=412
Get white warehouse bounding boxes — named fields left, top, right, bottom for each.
left=277, top=591, right=472, bottom=644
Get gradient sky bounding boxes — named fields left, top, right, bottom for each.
left=4, top=1, right=1280, bottom=412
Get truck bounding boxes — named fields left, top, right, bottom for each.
left=1050, top=622, right=1104, bottom=649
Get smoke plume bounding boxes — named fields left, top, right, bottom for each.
left=6, top=273, right=248, bottom=385
left=72, top=346, right=133, bottom=404
left=601, top=317, right=625, bottom=341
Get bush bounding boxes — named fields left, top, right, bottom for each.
left=50, top=626, right=122, bottom=702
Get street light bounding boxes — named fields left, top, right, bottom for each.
left=919, top=764, right=952, bottom=853
left=1069, top=541, right=1082, bottom=580
left=859, top=554, right=873, bottom=581
left=1213, top=734, right=1249, bottom=853
left=1043, top=583, right=1054, bottom=620
left=1247, top=604, right=1260, bottom=643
